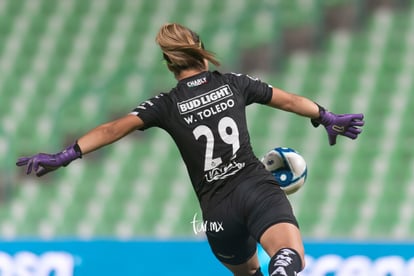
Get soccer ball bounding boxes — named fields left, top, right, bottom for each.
left=261, top=147, right=307, bottom=195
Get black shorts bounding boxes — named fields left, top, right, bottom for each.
left=202, top=177, right=298, bottom=265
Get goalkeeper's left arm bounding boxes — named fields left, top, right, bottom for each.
left=77, top=114, right=144, bottom=154
left=16, top=114, right=144, bottom=176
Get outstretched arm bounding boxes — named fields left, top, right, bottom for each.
left=77, top=114, right=144, bottom=154
left=16, top=114, right=144, bottom=176
left=267, top=87, right=364, bottom=145
left=267, top=87, right=320, bottom=118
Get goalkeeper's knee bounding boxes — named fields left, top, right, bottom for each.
left=252, top=267, right=263, bottom=276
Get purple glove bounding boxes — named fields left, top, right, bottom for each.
left=311, top=106, right=364, bottom=145
left=16, top=143, right=82, bottom=177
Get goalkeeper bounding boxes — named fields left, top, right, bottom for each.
left=17, top=23, right=364, bottom=276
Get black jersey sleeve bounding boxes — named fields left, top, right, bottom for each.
left=227, top=73, right=273, bottom=105
left=130, top=93, right=170, bottom=130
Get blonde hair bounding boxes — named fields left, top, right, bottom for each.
left=156, top=23, right=220, bottom=75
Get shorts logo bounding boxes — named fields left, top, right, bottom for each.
left=177, top=85, right=233, bottom=114
left=216, top=253, right=236, bottom=259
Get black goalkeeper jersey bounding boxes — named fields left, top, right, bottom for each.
left=131, top=70, right=275, bottom=205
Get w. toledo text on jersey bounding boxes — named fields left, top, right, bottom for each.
left=178, top=85, right=233, bottom=114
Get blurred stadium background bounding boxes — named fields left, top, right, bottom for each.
left=1, top=0, right=414, bottom=275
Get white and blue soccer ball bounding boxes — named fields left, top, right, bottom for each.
left=261, top=147, right=308, bottom=195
